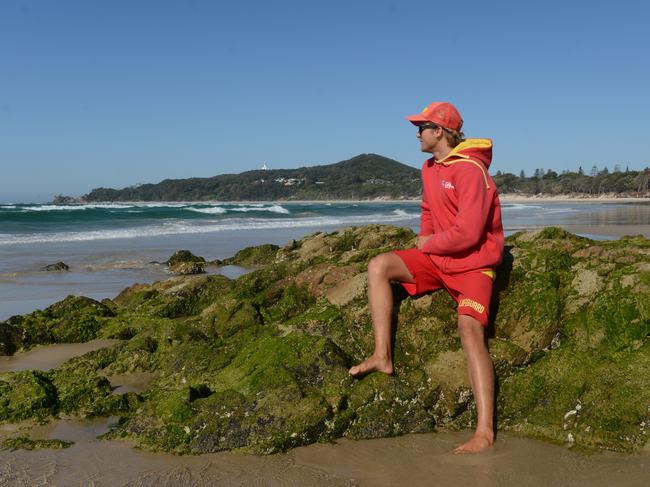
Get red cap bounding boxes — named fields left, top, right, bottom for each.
left=406, top=102, right=463, bottom=131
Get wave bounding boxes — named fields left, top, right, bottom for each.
left=501, top=203, right=579, bottom=215
left=188, top=207, right=227, bottom=214
left=229, top=205, right=290, bottom=214
left=0, top=205, right=17, bottom=209
left=501, top=203, right=543, bottom=210
left=21, top=204, right=136, bottom=212
left=392, top=209, right=418, bottom=217
left=0, top=212, right=419, bottom=245
left=540, top=208, right=580, bottom=215
left=134, top=203, right=190, bottom=208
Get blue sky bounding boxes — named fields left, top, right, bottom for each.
left=1, top=0, right=649, bottom=203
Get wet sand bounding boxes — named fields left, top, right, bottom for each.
left=0, top=339, right=121, bottom=373
left=104, top=372, right=158, bottom=394
left=1, top=426, right=647, bottom=486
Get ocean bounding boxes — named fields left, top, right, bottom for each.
left=1, top=200, right=649, bottom=320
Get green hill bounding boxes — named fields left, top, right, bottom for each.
left=83, top=154, right=421, bottom=201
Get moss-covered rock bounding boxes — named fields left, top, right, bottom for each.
left=2, top=296, right=115, bottom=349
left=1, top=225, right=648, bottom=454
left=166, top=250, right=206, bottom=275
left=223, top=244, right=280, bottom=267
left=1, top=436, right=72, bottom=451
left=0, top=370, right=58, bottom=421
left=0, top=320, right=23, bottom=355
left=166, top=250, right=206, bottom=266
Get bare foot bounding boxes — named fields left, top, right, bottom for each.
left=452, top=431, right=494, bottom=454
left=348, top=355, right=393, bottom=377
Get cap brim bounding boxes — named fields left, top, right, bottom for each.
left=406, top=114, right=428, bottom=125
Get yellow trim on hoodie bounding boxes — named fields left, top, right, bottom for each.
left=481, top=269, right=496, bottom=280
left=436, top=138, right=492, bottom=189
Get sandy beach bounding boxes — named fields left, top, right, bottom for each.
left=499, top=194, right=650, bottom=203
left=1, top=423, right=648, bottom=486
left=79, top=195, right=650, bottom=205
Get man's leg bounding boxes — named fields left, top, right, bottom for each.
left=453, top=314, right=495, bottom=453
left=348, top=252, right=414, bottom=377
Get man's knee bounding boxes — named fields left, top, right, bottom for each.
left=367, top=253, right=393, bottom=280
left=457, top=314, right=484, bottom=338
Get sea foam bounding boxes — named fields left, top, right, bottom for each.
left=21, top=204, right=135, bottom=211
left=188, top=207, right=227, bottom=214
left=229, top=205, right=290, bottom=214
left=0, top=211, right=419, bottom=245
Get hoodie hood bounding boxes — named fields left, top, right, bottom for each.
left=438, top=138, right=493, bottom=169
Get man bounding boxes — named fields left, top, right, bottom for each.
left=349, top=101, right=504, bottom=454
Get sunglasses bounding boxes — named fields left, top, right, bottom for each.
left=418, top=124, right=440, bottom=135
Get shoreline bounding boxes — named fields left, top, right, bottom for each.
left=499, top=194, right=650, bottom=203
left=0, top=426, right=647, bottom=486
left=39, top=195, right=650, bottom=205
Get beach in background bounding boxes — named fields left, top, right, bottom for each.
left=1, top=200, right=649, bottom=321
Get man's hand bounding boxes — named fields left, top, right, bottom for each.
left=416, top=235, right=432, bottom=251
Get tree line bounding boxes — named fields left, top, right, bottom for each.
left=494, top=166, right=650, bottom=196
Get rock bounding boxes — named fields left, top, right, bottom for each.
left=40, top=261, right=69, bottom=272
left=0, top=319, right=23, bottom=355
left=167, top=250, right=206, bottom=266
left=169, top=261, right=205, bottom=275
left=2, top=225, right=648, bottom=454
left=0, top=370, right=58, bottom=422
left=2, top=295, right=115, bottom=347
left=166, top=250, right=206, bottom=275
left=222, top=244, right=279, bottom=267
left=325, top=272, right=367, bottom=306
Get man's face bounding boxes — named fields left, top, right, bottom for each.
left=416, top=123, right=443, bottom=154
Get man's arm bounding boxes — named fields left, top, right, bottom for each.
left=421, top=165, right=491, bottom=255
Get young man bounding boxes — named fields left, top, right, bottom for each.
left=349, top=101, right=504, bottom=454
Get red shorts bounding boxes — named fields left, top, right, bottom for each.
left=392, top=249, right=495, bottom=326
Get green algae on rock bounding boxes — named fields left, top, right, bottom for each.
left=0, top=225, right=648, bottom=454
left=1, top=436, right=72, bottom=451
left=0, top=370, right=58, bottom=422
left=2, top=296, right=115, bottom=349
left=166, top=250, right=206, bottom=275
left=222, top=244, right=280, bottom=267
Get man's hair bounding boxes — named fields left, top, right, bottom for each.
left=443, top=128, right=465, bottom=147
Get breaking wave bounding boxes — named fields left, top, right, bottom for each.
left=0, top=211, right=419, bottom=245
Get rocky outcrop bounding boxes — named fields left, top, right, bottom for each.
left=0, top=225, right=648, bottom=454
left=166, top=250, right=206, bottom=275
left=221, top=244, right=280, bottom=267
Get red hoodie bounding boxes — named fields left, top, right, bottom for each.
left=419, top=138, right=504, bottom=274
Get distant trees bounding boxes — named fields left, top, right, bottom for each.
left=492, top=165, right=650, bottom=196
